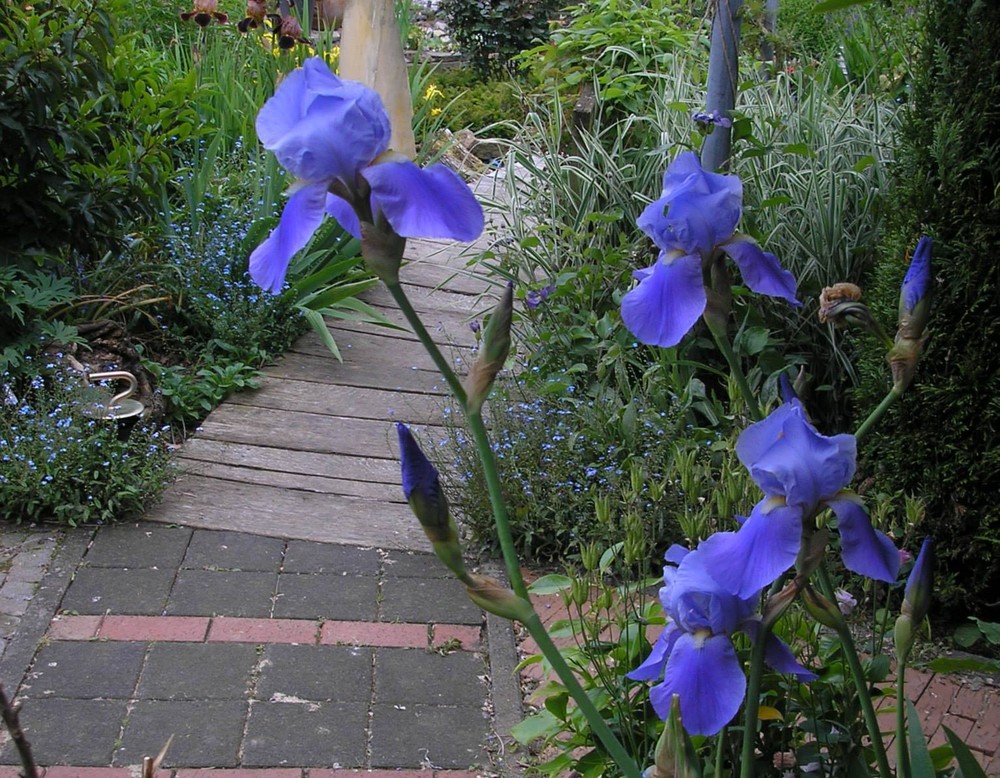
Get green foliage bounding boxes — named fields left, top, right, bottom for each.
left=855, top=0, right=1000, bottom=620
left=148, top=360, right=261, bottom=429
left=1, top=265, right=80, bottom=375
left=0, top=366, right=173, bottom=526
left=0, top=0, right=199, bottom=258
left=438, top=0, right=561, bottom=76
left=518, top=0, right=704, bottom=114
left=427, top=68, right=525, bottom=137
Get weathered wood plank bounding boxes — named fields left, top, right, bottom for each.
left=178, top=459, right=403, bottom=500
left=177, top=438, right=404, bottom=484
left=364, top=282, right=495, bottom=317
left=144, top=474, right=425, bottom=549
left=224, top=377, right=443, bottom=424
left=264, top=350, right=449, bottom=393
left=194, top=404, right=446, bottom=458
left=289, top=326, right=452, bottom=372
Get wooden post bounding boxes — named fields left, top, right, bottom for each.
left=701, top=0, right=742, bottom=173
left=339, top=0, right=417, bottom=159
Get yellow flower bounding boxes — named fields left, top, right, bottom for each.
left=423, top=83, right=444, bottom=101
left=430, top=107, right=442, bottom=117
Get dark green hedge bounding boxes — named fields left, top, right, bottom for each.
left=857, top=0, right=1000, bottom=619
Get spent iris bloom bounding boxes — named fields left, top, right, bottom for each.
left=250, top=58, right=484, bottom=293
left=621, top=152, right=799, bottom=347
left=696, top=396, right=901, bottom=598
left=628, top=545, right=815, bottom=735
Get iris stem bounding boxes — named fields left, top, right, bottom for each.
left=705, top=316, right=763, bottom=422
left=896, top=659, right=911, bottom=778
left=467, top=411, right=528, bottom=601
left=388, top=277, right=639, bottom=772
left=815, top=566, right=892, bottom=777
left=739, top=623, right=770, bottom=778
left=524, top=612, right=645, bottom=778
left=385, top=281, right=468, bottom=408
left=854, top=388, right=900, bottom=443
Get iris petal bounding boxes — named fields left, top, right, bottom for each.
left=626, top=624, right=681, bottom=681
left=620, top=253, right=706, bottom=347
left=363, top=160, right=484, bottom=241
left=696, top=502, right=803, bottom=598
left=325, top=193, right=362, bottom=239
left=744, top=620, right=818, bottom=679
left=829, top=494, right=900, bottom=583
left=651, top=632, right=746, bottom=735
left=722, top=235, right=800, bottom=305
left=249, top=182, right=328, bottom=294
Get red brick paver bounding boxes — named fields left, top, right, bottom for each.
left=100, top=616, right=210, bottom=642
left=207, top=617, right=319, bottom=644
left=47, top=614, right=103, bottom=640
left=319, top=621, right=428, bottom=648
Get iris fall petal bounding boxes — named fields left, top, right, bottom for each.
left=620, top=254, right=706, bottom=348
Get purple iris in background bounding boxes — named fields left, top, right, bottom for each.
left=525, top=284, right=555, bottom=310
left=621, top=152, right=799, bottom=347
left=695, top=396, right=901, bottom=599
left=250, top=58, right=484, bottom=293
left=628, top=545, right=815, bottom=736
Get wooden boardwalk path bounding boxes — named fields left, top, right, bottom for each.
left=144, top=233, right=497, bottom=550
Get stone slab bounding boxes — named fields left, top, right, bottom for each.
left=0, top=698, right=127, bottom=766
left=382, top=551, right=453, bottom=579
left=114, top=700, right=248, bottom=768
left=137, top=642, right=259, bottom=700
left=82, top=524, right=193, bottom=569
left=273, top=574, right=378, bottom=621
left=166, top=570, right=278, bottom=618
left=369, top=703, right=489, bottom=769
left=379, top=577, right=483, bottom=625
left=60, top=568, right=176, bottom=615
left=242, top=700, right=368, bottom=768
left=23, top=641, right=146, bottom=699
left=182, top=530, right=286, bottom=572
left=282, top=542, right=380, bottom=576
left=255, top=644, right=373, bottom=702
left=374, top=648, right=487, bottom=707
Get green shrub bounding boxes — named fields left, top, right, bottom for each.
left=428, top=68, right=525, bottom=137
left=0, top=365, right=173, bottom=526
left=855, top=0, right=1000, bottom=620
left=439, top=0, right=561, bottom=76
left=518, top=0, right=704, bottom=115
left=0, top=0, right=198, bottom=259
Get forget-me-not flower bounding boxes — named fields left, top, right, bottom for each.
left=628, top=545, right=815, bottom=735
left=695, top=396, right=901, bottom=599
left=250, top=58, right=484, bottom=293
left=621, top=152, right=799, bottom=347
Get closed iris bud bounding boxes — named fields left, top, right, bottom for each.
left=889, top=237, right=933, bottom=393
left=902, top=537, right=934, bottom=622
left=464, top=573, right=534, bottom=622
left=802, top=584, right=845, bottom=631
left=464, top=283, right=513, bottom=413
left=396, top=423, right=467, bottom=579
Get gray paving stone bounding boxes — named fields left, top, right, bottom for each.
left=283, top=542, right=379, bottom=575
left=374, top=648, right=487, bottom=706
left=23, top=641, right=146, bottom=699
left=243, top=699, right=368, bottom=767
left=274, top=574, right=377, bottom=620
left=380, top=576, right=483, bottom=624
left=60, top=567, right=175, bottom=615
left=0, top=698, right=127, bottom=766
left=137, top=642, right=258, bottom=700
left=256, top=644, right=373, bottom=702
left=166, top=570, right=277, bottom=617
left=182, top=530, right=285, bottom=571
left=383, top=551, right=453, bottom=578
left=83, top=524, right=192, bottom=568
left=370, top=703, right=489, bottom=769
left=115, top=699, right=247, bottom=767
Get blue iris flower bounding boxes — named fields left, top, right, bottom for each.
left=250, top=58, right=484, bottom=293
left=628, top=545, right=815, bottom=735
left=901, top=236, right=932, bottom=316
left=621, top=152, right=800, bottom=347
left=695, top=396, right=901, bottom=599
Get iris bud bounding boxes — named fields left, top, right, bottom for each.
left=888, top=237, right=933, bottom=393
left=802, top=584, right=846, bottom=631
left=463, top=574, right=533, bottom=622
left=464, top=283, right=513, bottom=413
left=396, top=423, right=467, bottom=579
left=648, top=695, right=702, bottom=778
